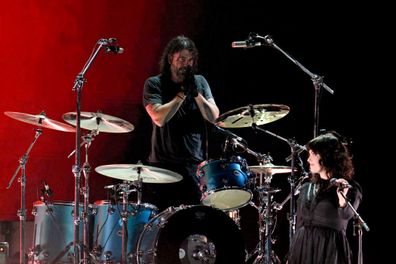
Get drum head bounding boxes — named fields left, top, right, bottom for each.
left=137, top=205, right=246, bottom=263
left=202, top=188, right=252, bottom=211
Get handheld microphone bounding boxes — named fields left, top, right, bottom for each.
left=329, top=178, right=353, bottom=189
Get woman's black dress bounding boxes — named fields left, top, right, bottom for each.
left=288, top=178, right=362, bottom=264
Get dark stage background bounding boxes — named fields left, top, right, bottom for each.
left=0, top=1, right=391, bottom=262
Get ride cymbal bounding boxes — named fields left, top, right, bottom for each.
left=216, top=104, right=290, bottom=128
left=4, top=111, right=76, bottom=132
left=95, top=164, right=183, bottom=183
left=63, top=111, right=134, bottom=133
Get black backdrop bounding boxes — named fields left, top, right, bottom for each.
left=170, top=2, right=391, bottom=263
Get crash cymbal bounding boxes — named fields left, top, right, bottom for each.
left=249, top=163, right=293, bottom=175
left=95, top=164, right=183, bottom=183
left=4, top=111, right=76, bottom=132
left=63, top=111, right=134, bottom=133
left=216, top=104, right=290, bottom=128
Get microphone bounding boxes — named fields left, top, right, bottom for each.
left=40, top=181, right=53, bottom=199
left=231, top=40, right=263, bottom=48
left=329, top=178, right=353, bottom=189
left=104, top=184, right=116, bottom=189
left=105, top=45, right=124, bottom=54
left=231, top=33, right=273, bottom=48
left=100, top=38, right=124, bottom=54
left=44, top=181, right=53, bottom=196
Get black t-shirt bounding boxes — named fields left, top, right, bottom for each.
left=143, top=74, right=214, bottom=164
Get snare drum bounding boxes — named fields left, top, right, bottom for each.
left=91, top=200, right=158, bottom=263
left=197, top=156, right=252, bottom=210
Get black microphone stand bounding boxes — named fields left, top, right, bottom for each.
left=6, top=128, right=42, bottom=264
left=338, top=191, right=370, bottom=264
left=250, top=33, right=335, bottom=137
left=71, top=38, right=116, bottom=264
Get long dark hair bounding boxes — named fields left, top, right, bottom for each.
left=159, top=35, right=199, bottom=77
left=306, top=131, right=354, bottom=181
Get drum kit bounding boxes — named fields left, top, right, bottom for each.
left=4, top=103, right=303, bottom=264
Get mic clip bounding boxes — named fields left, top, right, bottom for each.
left=248, top=32, right=274, bottom=46
left=98, top=38, right=124, bottom=54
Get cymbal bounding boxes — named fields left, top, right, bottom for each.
left=95, top=164, right=183, bottom=183
left=4, top=111, right=76, bottom=132
left=63, top=111, right=134, bottom=133
left=216, top=104, right=290, bottom=128
left=249, top=163, right=293, bottom=175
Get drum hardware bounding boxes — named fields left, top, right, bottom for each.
left=95, top=163, right=171, bottom=263
left=63, top=108, right=134, bottom=263
left=67, top=37, right=126, bottom=264
left=4, top=111, right=75, bottom=264
left=246, top=123, right=304, bottom=251
left=5, top=123, right=41, bottom=264
left=119, top=182, right=136, bottom=264
left=247, top=173, right=281, bottom=264
left=66, top=128, right=101, bottom=263
left=91, top=198, right=158, bottom=263
left=227, top=209, right=241, bottom=228
left=272, top=173, right=309, bottom=212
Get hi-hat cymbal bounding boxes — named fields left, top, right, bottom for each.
left=63, top=111, right=134, bottom=133
left=216, top=104, right=290, bottom=128
left=95, top=164, right=183, bottom=183
left=4, top=111, right=76, bottom=132
left=249, top=163, right=294, bottom=175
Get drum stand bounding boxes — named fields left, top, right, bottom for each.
left=6, top=128, right=42, bottom=264
left=68, top=129, right=99, bottom=263
left=247, top=172, right=281, bottom=264
left=119, top=168, right=143, bottom=264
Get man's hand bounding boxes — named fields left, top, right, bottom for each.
left=183, top=66, right=198, bottom=97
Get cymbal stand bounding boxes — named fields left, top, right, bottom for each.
left=250, top=122, right=304, bottom=249
left=118, top=180, right=140, bottom=264
left=68, top=129, right=99, bottom=263
left=248, top=170, right=281, bottom=264
left=82, top=130, right=98, bottom=262
left=72, top=38, right=119, bottom=263
left=6, top=128, right=42, bottom=264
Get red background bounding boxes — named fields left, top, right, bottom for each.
left=0, top=0, right=205, bottom=220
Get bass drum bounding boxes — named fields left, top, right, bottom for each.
left=136, top=205, right=246, bottom=264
